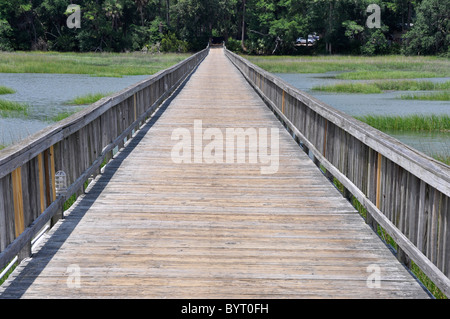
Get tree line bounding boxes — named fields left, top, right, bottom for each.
left=0, top=0, right=448, bottom=55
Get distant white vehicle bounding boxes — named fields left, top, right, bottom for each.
left=296, top=34, right=319, bottom=45
left=296, top=37, right=309, bottom=45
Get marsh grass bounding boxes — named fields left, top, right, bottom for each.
left=0, top=86, right=15, bottom=94
left=356, top=114, right=450, bottom=167
left=335, top=71, right=440, bottom=80
left=0, top=51, right=191, bottom=77
left=400, top=91, right=450, bottom=101
left=410, top=262, right=447, bottom=299
left=66, top=92, right=112, bottom=105
left=0, top=99, right=29, bottom=117
left=49, top=109, right=82, bottom=122
left=0, top=260, right=18, bottom=286
left=355, top=114, right=450, bottom=132
left=376, top=80, right=450, bottom=91
left=432, top=154, right=450, bottom=166
left=245, top=55, right=450, bottom=80
left=313, top=80, right=450, bottom=94
left=313, top=82, right=381, bottom=93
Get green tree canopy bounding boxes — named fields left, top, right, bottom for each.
left=0, top=0, right=447, bottom=55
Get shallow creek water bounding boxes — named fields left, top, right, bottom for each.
left=0, top=73, right=149, bottom=146
left=274, top=72, right=450, bottom=158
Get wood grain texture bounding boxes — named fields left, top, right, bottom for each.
left=0, top=48, right=430, bottom=299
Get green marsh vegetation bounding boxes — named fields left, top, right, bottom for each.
left=0, top=260, right=18, bottom=286
left=313, top=82, right=382, bottom=94
left=0, top=98, right=83, bottom=123
left=0, top=99, right=29, bottom=117
left=0, top=86, right=15, bottom=94
left=245, top=55, right=450, bottom=80
left=48, top=92, right=113, bottom=122
left=46, top=92, right=111, bottom=123
left=354, top=114, right=450, bottom=133
left=0, top=51, right=191, bottom=77
left=250, top=54, right=450, bottom=167
left=65, top=92, right=112, bottom=105
left=433, top=154, right=450, bottom=166
left=355, top=114, right=450, bottom=166
left=399, top=91, right=450, bottom=101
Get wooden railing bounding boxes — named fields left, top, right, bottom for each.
left=225, top=48, right=450, bottom=297
left=0, top=47, right=209, bottom=272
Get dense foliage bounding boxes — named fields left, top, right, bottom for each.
left=0, top=0, right=448, bottom=55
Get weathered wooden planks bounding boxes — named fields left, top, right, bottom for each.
left=0, top=48, right=430, bottom=298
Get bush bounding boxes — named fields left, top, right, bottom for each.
left=225, top=38, right=242, bottom=53
left=130, top=25, right=152, bottom=52
left=361, top=28, right=389, bottom=55
left=0, top=19, right=13, bottom=51
left=48, top=33, right=79, bottom=52
left=160, top=32, right=188, bottom=53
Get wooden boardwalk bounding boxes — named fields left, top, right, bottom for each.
left=0, top=48, right=430, bottom=298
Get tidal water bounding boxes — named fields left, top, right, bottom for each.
left=274, top=72, right=450, bottom=158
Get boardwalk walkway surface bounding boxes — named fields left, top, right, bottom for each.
left=0, top=48, right=430, bottom=298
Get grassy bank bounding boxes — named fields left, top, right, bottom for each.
left=0, top=51, right=191, bottom=77
left=355, top=114, right=450, bottom=132
left=313, top=80, right=450, bottom=94
left=432, top=154, right=450, bottom=166
left=335, top=70, right=442, bottom=80
left=0, top=99, right=28, bottom=116
left=313, top=82, right=382, bottom=93
left=400, top=91, right=450, bottom=101
left=245, top=55, right=450, bottom=80
left=0, top=86, right=15, bottom=94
